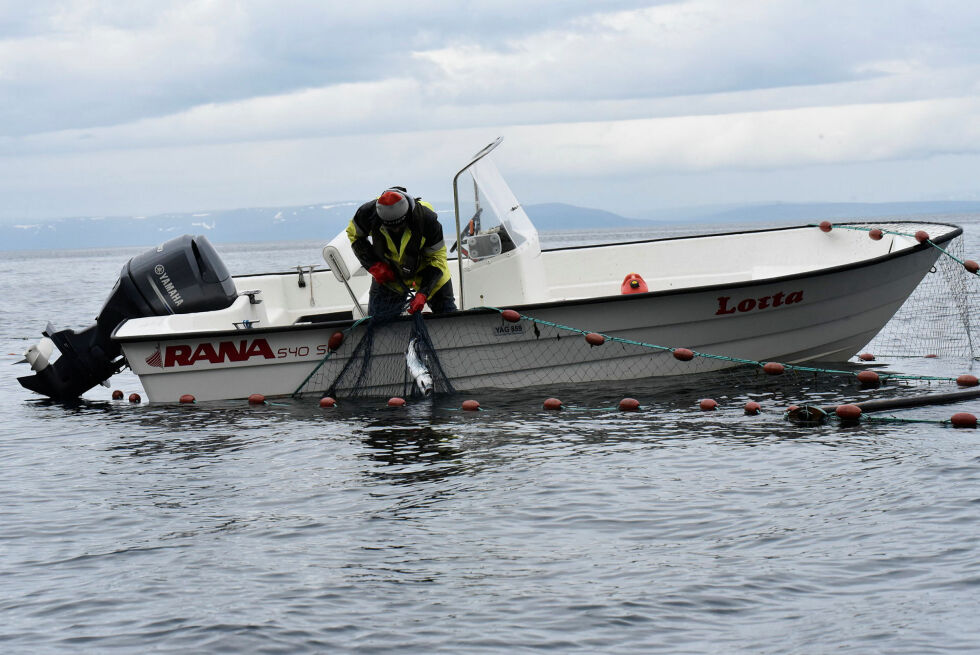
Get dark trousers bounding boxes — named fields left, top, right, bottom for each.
left=367, top=279, right=457, bottom=317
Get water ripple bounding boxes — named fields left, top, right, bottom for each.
left=5, top=231, right=980, bottom=652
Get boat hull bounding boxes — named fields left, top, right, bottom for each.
left=121, top=238, right=943, bottom=402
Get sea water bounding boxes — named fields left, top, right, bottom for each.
left=1, top=219, right=979, bottom=653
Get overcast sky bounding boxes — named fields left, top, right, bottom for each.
left=2, top=0, right=980, bottom=221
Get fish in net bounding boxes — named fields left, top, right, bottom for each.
left=295, top=306, right=456, bottom=400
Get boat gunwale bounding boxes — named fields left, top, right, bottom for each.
left=111, top=220, right=962, bottom=343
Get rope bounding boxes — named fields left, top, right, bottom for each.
left=817, top=222, right=980, bottom=276
left=863, top=415, right=954, bottom=425
left=290, top=316, right=371, bottom=397
left=479, top=306, right=960, bottom=384
left=817, top=223, right=979, bottom=360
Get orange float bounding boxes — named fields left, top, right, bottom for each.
left=762, top=362, right=785, bottom=375
left=950, top=412, right=977, bottom=428
left=619, top=398, right=640, bottom=411
left=673, top=348, right=694, bottom=361
left=620, top=273, right=649, bottom=294
left=856, top=370, right=880, bottom=387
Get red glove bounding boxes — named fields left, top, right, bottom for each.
left=367, top=262, right=395, bottom=285
left=407, top=293, right=427, bottom=314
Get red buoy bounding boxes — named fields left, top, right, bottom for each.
left=387, top=397, right=406, bottom=407
left=744, top=401, right=761, bottom=415
left=128, top=393, right=141, bottom=404
left=585, top=332, right=605, bottom=346
left=956, top=374, right=979, bottom=387
left=869, top=228, right=883, bottom=240
left=699, top=398, right=717, bottom=411
left=950, top=412, right=977, bottom=428
left=819, top=221, right=832, bottom=232
left=462, top=399, right=481, bottom=411
left=328, top=331, right=344, bottom=351
left=111, top=389, right=124, bottom=400
left=620, top=272, right=649, bottom=294
left=501, top=309, right=521, bottom=323
left=915, top=230, right=930, bottom=243
left=543, top=398, right=563, bottom=410
left=619, top=398, right=640, bottom=411
left=762, top=362, right=785, bottom=375
left=179, top=394, right=195, bottom=404
left=856, top=370, right=880, bottom=387
left=836, top=404, right=862, bottom=421
left=319, top=397, right=336, bottom=408
left=248, top=393, right=266, bottom=404
left=965, top=260, right=979, bottom=274
left=673, top=348, right=694, bottom=361
left=858, top=352, right=875, bottom=361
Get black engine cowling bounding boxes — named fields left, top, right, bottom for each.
left=18, top=234, right=238, bottom=401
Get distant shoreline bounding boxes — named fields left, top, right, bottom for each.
left=3, top=201, right=980, bottom=252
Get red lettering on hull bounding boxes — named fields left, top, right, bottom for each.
left=162, top=338, right=276, bottom=367
left=716, top=290, right=804, bottom=316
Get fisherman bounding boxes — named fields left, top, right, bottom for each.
left=346, top=187, right=457, bottom=316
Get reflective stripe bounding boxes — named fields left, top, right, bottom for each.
left=423, top=239, right=444, bottom=253
left=380, top=227, right=416, bottom=261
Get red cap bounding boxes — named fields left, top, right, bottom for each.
left=376, top=190, right=412, bottom=225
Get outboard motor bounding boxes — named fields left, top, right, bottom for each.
left=18, top=235, right=238, bottom=401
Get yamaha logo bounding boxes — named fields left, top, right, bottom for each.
left=154, top=265, right=184, bottom=307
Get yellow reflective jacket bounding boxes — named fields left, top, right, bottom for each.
left=346, top=198, right=451, bottom=296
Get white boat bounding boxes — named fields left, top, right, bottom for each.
left=18, top=138, right=962, bottom=402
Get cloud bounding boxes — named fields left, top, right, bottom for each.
left=3, top=95, right=979, bottom=219
left=5, top=0, right=980, bottom=139
left=414, top=0, right=980, bottom=103
left=3, top=0, right=979, bottom=156
left=500, top=97, right=980, bottom=175
left=2, top=1, right=980, bottom=220
left=0, top=0, right=658, bottom=136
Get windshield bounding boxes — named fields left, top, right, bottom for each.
left=453, top=143, right=539, bottom=258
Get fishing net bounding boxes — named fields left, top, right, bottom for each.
left=296, top=307, right=456, bottom=400
left=861, top=222, right=977, bottom=359
left=294, top=223, right=979, bottom=401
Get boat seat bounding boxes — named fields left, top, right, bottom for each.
left=322, top=230, right=365, bottom=282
